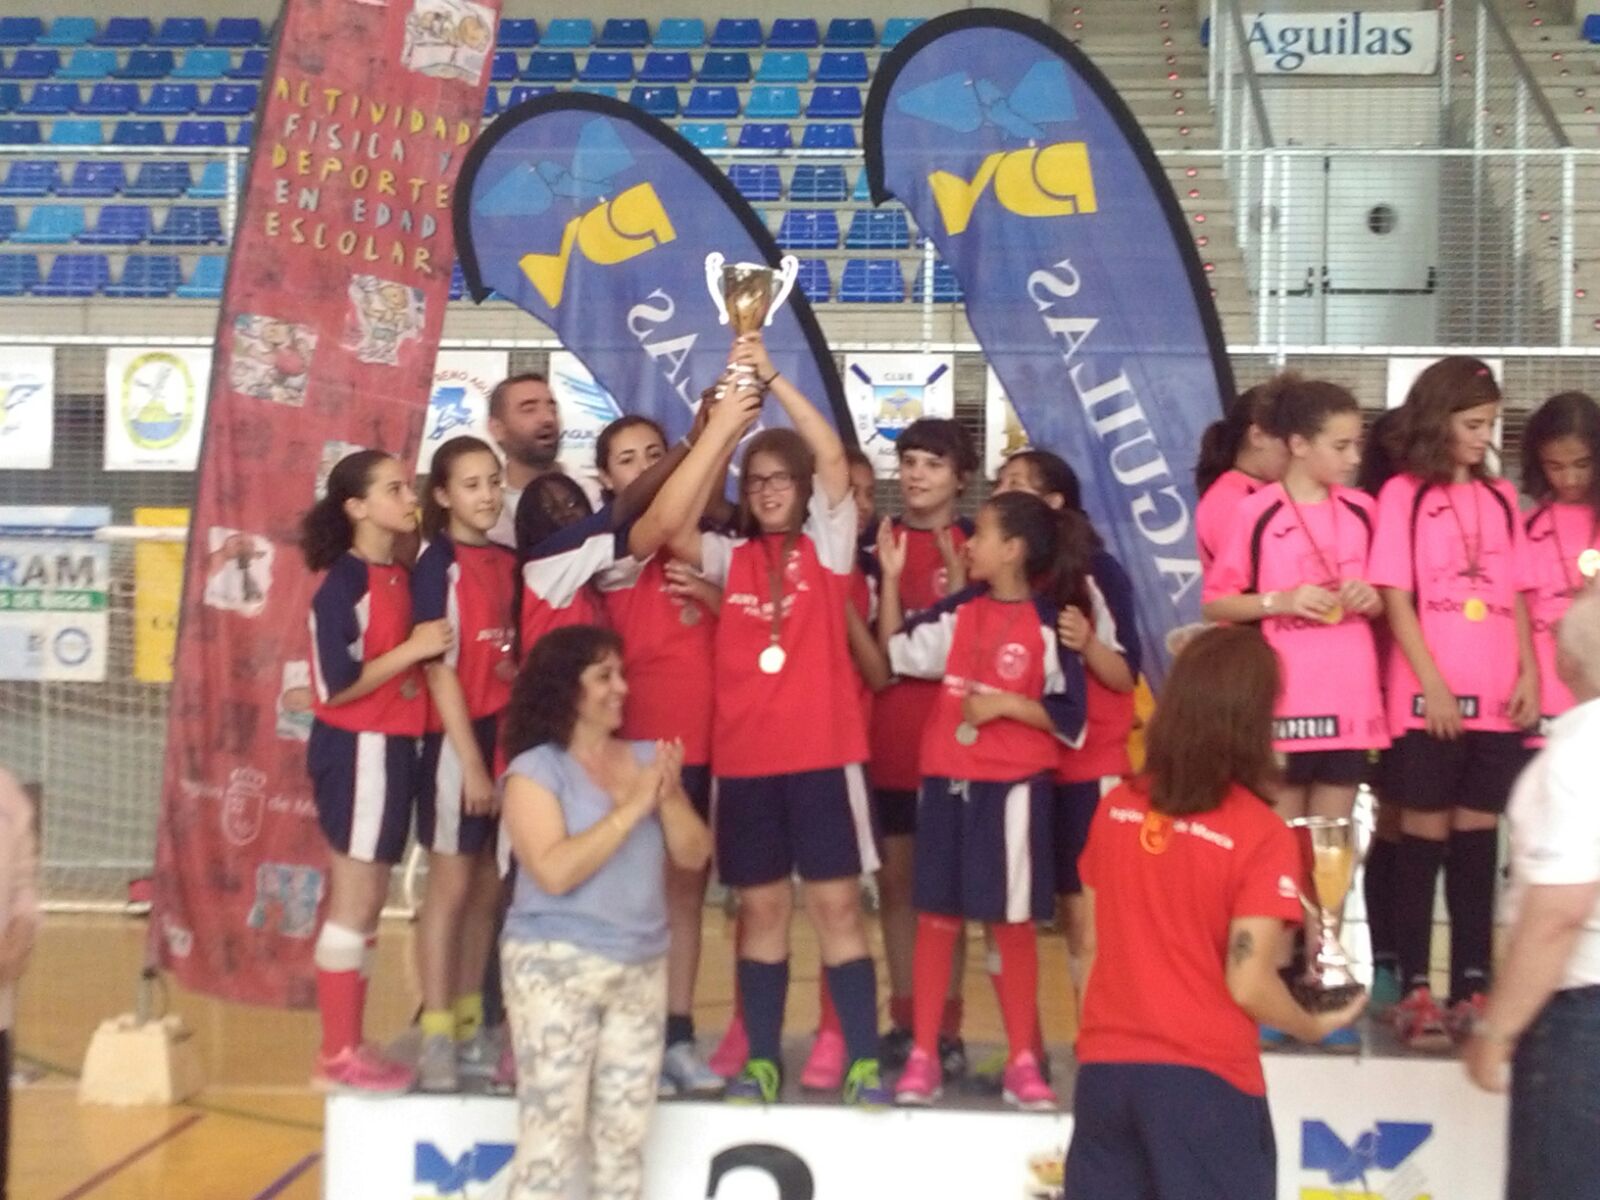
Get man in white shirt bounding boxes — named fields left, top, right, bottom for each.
left=486, top=372, right=563, bottom=549
left=1465, top=586, right=1600, bottom=1199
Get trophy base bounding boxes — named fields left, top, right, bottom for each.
left=1291, top=979, right=1364, bottom=1013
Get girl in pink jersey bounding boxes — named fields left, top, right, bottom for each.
left=1195, top=382, right=1291, bottom=579
left=1519, top=392, right=1600, bottom=741
left=1370, top=357, right=1540, bottom=1049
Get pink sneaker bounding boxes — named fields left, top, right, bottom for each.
left=1001, top=1052, right=1058, bottom=1112
left=800, top=1027, right=846, bottom=1091
left=490, top=1038, right=516, bottom=1094
left=708, top=1014, right=748, bottom=1079
left=312, top=1043, right=415, bottom=1094
left=894, top=1046, right=943, bottom=1106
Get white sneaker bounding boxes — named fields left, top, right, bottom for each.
left=457, top=1025, right=505, bottom=1079
left=416, top=1033, right=459, bottom=1094
left=659, top=1041, right=724, bottom=1098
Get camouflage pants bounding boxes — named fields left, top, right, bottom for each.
left=501, top=938, right=667, bottom=1200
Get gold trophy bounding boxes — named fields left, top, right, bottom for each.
left=704, top=252, right=800, bottom=395
left=1287, top=816, right=1365, bottom=1011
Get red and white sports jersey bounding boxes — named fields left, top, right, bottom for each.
left=861, top=518, right=972, bottom=791
left=1197, top=468, right=1264, bottom=580
left=309, top=552, right=426, bottom=736
left=413, top=534, right=517, bottom=728
left=601, top=553, right=716, bottom=766
left=1523, top=502, right=1600, bottom=733
left=701, top=487, right=867, bottom=778
left=518, top=504, right=630, bottom=659
left=1058, top=551, right=1142, bottom=783
left=889, top=586, right=1087, bottom=783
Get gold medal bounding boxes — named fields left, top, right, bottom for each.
left=1581, top=548, right=1600, bottom=579
left=1464, top=597, right=1487, bottom=622
left=1321, top=604, right=1344, bottom=625
left=954, top=721, right=979, bottom=746
left=758, top=643, right=786, bottom=674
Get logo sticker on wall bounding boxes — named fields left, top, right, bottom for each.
left=104, top=347, right=212, bottom=471
left=844, top=353, right=955, bottom=478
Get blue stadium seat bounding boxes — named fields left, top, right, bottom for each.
left=853, top=168, right=871, bottom=201
left=490, top=51, right=518, bottom=82
left=1584, top=14, right=1600, bottom=43
left=187, top=159, right=235, bottom=199
left=790, top=164, right=848, bottom=202
left=79, top=81, right=136, bottom=114
left=449, top=261, right=465, bottom=300
left=776, top=210, right=839, bottom=249
left=176, top=253, right=225, bottom=298
left=678, top=122, right=727, bottom=149
left=710, top=19, right=762, bottom=48
left=95, top=18, right=153, bottom=48
left=48, top=118, right=102, bottom=145
left=150, top=205, right=223, bottom=245
left=154, top=18, right=207, bottom=48
left=816, top=51, right=868, bottom=83
left=769, top=19, right=819, bottom=49
left=0, top=205, right=14, bottom=238
left=105, top=253, right=180, bottom=297
left=482, top=86, right=500, bottom=118
left=497, top=19, right=539, bottom=49
left=839, top=259, right=903, bottom=302
left=728, top=163, right=781, bottom=201
left=825, top=18, right=875, bottom=47
left=57, top=48, right=117, bottom=79
left=39, top=19, right=97, bottom=48
left=111, top=120, right=166, bottom=145
left=653, top=19, right=704, bottom=49
left=697, top=52, right=750, bottom=83
left=881, top=18, right=924, bottom=47
left=684, top=86, right=739, bottom=119
left=523, top=51, right=576, bottom=81
left=0, top=50, right=59, bottom=79
left=505, top=85, right=553, bottom=106
left=845, top=210, right=910, bottom=248
left=174, top=120, right=225, bottom=146
left=227, top=49, right=267, bottom=79
left=209, top=18, right=264, bottom=48
left=639, top=52, right=691, bottom=82
left=629, top=86, right=678, bottom=117
left=738, top=122, right=792, bottom=150
left=141, top=83, right=199, bottom=115
left=35, top=252, right=111, bottom=296
left=13, top=205, right=83, bottom=243
left=0, top=119, right=40, bottom=143
left=542, top=19, right=593, bottom=48
left=233, top=120, right=252, bottom=144
left=746, top=86, right=800, bottom=119
left=197, top=83, right=256, bottom=115
left=116, top=51, right=175, bottom=79
left=806, top=86, right=861, bottom=119
left=0, top=83, right=17, bottom=112
left=173, top=48, right=231, bottom=78
left=756, top=52, right=809, bottom=83
left=598, top=19, right=648, bottom=48
left=572, top=84, right=616, bottom=98
left=19, top=83, right=78, bottom=114
left=0, top=252, right=39, bottom=293
left=914, top=260, right=963, bottom=303
left=0, top=160, right=57, bottom=196
left=59, top=160, right=124, bottom=198
left=581, top=52, right=633, bottom=82
left=78, top=203, right=150, bottom=245
left=125, top=161, right=191, bottom=197
left=0, top=19, right=43, bottom=47
left=796, top=259, right=832, bottom=302
left=801, top=122, right=855, bottom=150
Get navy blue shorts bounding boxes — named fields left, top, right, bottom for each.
left=417, top=714, right=500, bottom=856
left=1283, top=748, right=1371, bottom=787
left=913, top=775, right=1054, bottom=924
left=872, top=787, right=919, bottom=839
left=1053, top=777, right=1117, bottom=897
left=681, top=763, right=711, bottom=822
left=307, top=720, right=418, bottom=865
left=1065, top=1062, right=1276, bottom=1200
left=713, top=764, right=879, bottom=888
left=1381, top=729, right=1531, bottom=814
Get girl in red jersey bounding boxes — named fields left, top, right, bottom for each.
left=1066, top=626, right=1365, bottom=1200
left=665, top=333, right=887, bottom=1108
left=1195, top=382, right=1291, bottom=580
left=410, top=437, right=517, bottom=1093
left=882, top=491, right=1090, bottom=1111
left=1520, top=392, right=1600, bottom=740
left=301, top=450, right=453, bottom=1092
left=1370, top=357, right=1539, bottom=1048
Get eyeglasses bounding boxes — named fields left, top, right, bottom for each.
left=746, top=470, right=796, bottom=495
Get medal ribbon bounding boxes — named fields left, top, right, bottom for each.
left=760, top=531, right=798, bottom=652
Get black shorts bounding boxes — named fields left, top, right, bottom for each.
left=1053, top=778, right=1118, bottom=896
left=872, top=787, right=918, bottom=839
left=1282, top=749, right=1372, bottom=788
left=681, top=763, right=712, bottom=822
left=1381, top=729, right=1532, bottom=815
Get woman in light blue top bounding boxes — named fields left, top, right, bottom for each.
left=499, top=624, right=712, bottom=1200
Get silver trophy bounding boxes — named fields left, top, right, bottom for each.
left=704, top=252, right=799, bottom=396
left=1287, top=816, right=1364, bottom=1011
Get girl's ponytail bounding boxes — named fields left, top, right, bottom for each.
left=1195, top=382, right=1277, bottom=496
left=300, top=448, right=389, bottom=571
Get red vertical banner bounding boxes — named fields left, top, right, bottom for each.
left=151, top=0, right=500, bottom=1006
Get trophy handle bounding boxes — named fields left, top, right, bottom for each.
left=764, top=255, right=800, bottom=326
left=704, top=252, right=729, bottom=326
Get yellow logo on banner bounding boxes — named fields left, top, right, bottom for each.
left=519, top=182, right=677, bottom=307
left=133, top=507, right=187, bottom=684
left=928, top=142, right=1097, bottom=236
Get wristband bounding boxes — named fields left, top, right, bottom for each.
left=760, top=371, right=779, bottom=389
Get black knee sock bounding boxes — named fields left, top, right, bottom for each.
left=1364, top=835, right=1400, bottom=969
left=1394, top=835, right=1447, bottom=992
left=1445, top=828, right=1499, bottom=1003
left=824, top=958, right=879, bottom=1066
left=665, top=1013, right=695, bottom=1049
left=737, top=959, right=789, bottom=1065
